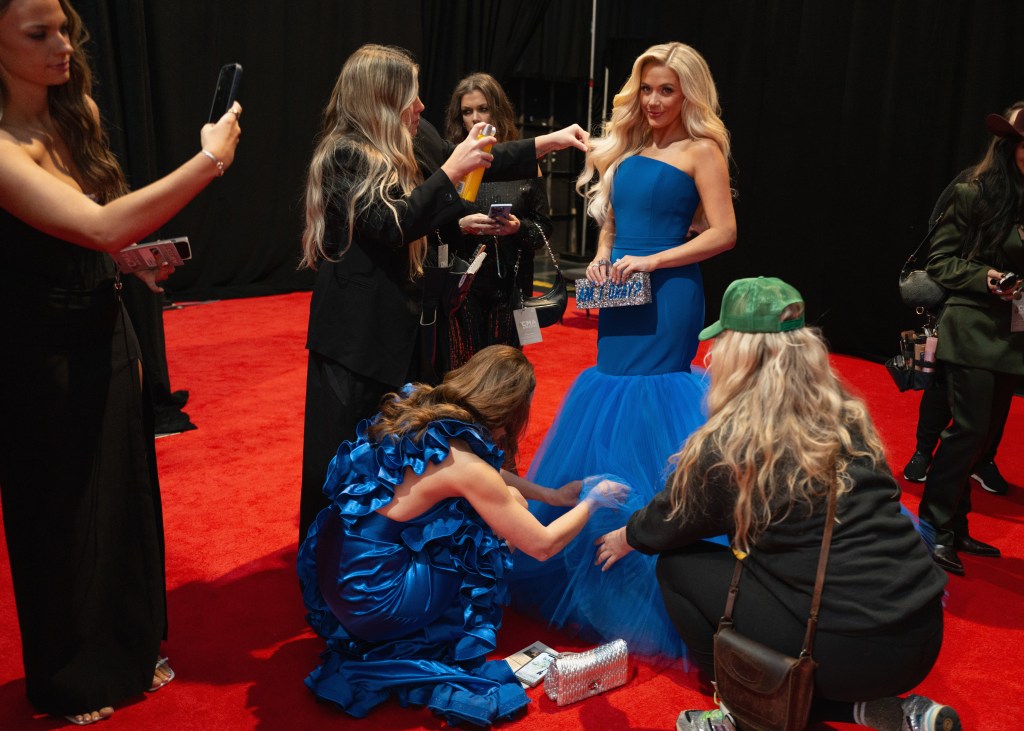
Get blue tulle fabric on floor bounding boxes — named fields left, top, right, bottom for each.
left=508, top=156, right=712, bottom=662
left=297, top=417, right=529, bottom=726
left=510, top=368, right=708, bottom=661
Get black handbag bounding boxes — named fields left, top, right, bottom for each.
left=899, top=173, right=977, bottom=309
left=898, top=213, right=947, bottom=309
left=712, top=479, right=837, bottom=731
left=884, top=327, right=937, bottom=392
left=511, top=222, right=568, bottom=328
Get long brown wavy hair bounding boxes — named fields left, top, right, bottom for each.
left=666, top=314, right=886, bottom=553
left=369, top=345, right=535, bottom=463
left=0, top=0, right=128, bottom=202
left=442, top=72, right=520, bottom=146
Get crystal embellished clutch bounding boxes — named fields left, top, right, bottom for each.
left=544, top=639, right=629, bottom=706
left=575, top=272, right=652, bottom=309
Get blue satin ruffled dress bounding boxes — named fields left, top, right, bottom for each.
left=509, top=156, right=709, bottom=661
left=297, top=417, right=529, bottom=726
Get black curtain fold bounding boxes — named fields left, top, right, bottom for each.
left=74, top=0, right=1023, bottom=359
left=420, top=0, right=553, bottom=126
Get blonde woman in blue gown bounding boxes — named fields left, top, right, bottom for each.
left=510, top=42, right=736, bottom=661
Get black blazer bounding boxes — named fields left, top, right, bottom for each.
left=305, top=126, right=538, bottom=386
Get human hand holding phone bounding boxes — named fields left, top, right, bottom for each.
left=988, top=269, right=1022, bottom=300
left=486, top=204, right=519, bottom=236
left=487, top=203, right=512, bottom=220
left=209, top=63, right=243, bottom=123
left=200, top=64, right=243, bottom=174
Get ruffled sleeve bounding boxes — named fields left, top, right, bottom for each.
left=321, top=417, right=505, bottom=516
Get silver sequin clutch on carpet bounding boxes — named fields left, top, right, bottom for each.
left=544, top=639, right=629, bottom=706
left=575, top=272, right=652, bottom=309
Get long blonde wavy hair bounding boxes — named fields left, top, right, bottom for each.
left=301, top=44, right=425, bottom=274
left=369, top=345, right=535, bottom=464
left=0, top=0, right=128, bottom=203
left=667, top=314, right=886, bottom=553
left=577, top=42, right=730, bottom=226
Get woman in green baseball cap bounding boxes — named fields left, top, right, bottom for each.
left=596, top=277, right=956, bottom=731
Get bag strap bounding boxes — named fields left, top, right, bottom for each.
left=512, top=221, right=560, bottom=278
left=721, top=472, right=839, bottom=660
left=533, top=221, right=562, bottom=276
left=900, top=212, right=944, bottom=277
left=800, top=477, right=837, bottom=658
left=901, top=176, right=980, bottom=278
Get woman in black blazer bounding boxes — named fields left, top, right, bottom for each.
left=920, top=102, right=1024, bottom=575
left=298, top=45, right=588, bottom=541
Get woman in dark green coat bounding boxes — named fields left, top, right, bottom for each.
left=921, top=102, right=1024, bottom=575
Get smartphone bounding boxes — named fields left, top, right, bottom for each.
left=208, top=63, right=243, bottom=123
left=513, top=651, right=556, bottom=688
left=487, top=203, right=512, bottom=220
left=994, top=272, right=1020, bottom=290
left=111, top=237, right=191, bottom=274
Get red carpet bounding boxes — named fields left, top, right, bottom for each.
left=1, top=291, right=1023, bottom=730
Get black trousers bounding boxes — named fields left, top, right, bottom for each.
left=919, top=362, right=1017, bottom=545
left=655, top=541, right=943, bottom=706
left=298, top=353, right=399, bottom=544
left=913, top=366, right=1009, bottom=463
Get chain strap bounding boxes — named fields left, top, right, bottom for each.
left=512, top=221, right=561, bottom=281
left=534, top=221, right=562, bottom=275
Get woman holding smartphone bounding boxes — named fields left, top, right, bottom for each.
left=918, top=102, right=1024, bottom=575
left=441, top=73, right=553, bottom=378
left=0, top=0, right=241, bottom=724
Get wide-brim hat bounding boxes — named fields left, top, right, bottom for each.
left=985, top=111, right=1024, bottom=140
left=699, top=276, right=805, bottom=341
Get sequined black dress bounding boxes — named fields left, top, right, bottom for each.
left=445, top=177, right=551, bottom=370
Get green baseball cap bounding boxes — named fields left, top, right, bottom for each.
left=698, top=276, right=805, bottom=341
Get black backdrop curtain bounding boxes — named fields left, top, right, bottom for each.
left=74, top=0, right=1023, bottom=360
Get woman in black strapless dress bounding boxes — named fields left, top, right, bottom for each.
left=0, top=0, right=241, bottom=724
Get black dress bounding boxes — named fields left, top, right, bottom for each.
left=445, top=177, right=551, bottom=371
left=0, top=208, right=166, bottom=715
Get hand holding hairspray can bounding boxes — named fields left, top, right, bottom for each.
left=456, top=124, right=497, bottom=202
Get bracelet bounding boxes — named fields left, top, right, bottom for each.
left=587, top=258, right=611, bottom=268
left=201, top=149, right=224, bottom=177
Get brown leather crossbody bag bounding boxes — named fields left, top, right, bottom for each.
left=712, top=481, right=837, bottom=731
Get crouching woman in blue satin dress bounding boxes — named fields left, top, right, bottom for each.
left=297, top=345, right=629, bottom=726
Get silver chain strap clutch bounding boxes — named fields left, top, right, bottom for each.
left=543, top=639, right=629, bottom=706
left=575, top=272, right=652, bottom=309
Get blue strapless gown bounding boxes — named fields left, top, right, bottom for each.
left=297, top=418, right=529, bottom=726
left=510, top=156, right=709, bottom=661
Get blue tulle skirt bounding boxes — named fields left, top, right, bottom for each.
left=509, top=365, right=710, bottom=662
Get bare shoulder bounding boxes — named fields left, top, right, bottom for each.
left=445, top=441, right=506, bottom=492
left=447, top=440, right=501, bottom=475
left=0, top=133, right=45, bottom=185
left=0, top=128, right=26, bottom=148
left=686, top=138, right=726, bottom=166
